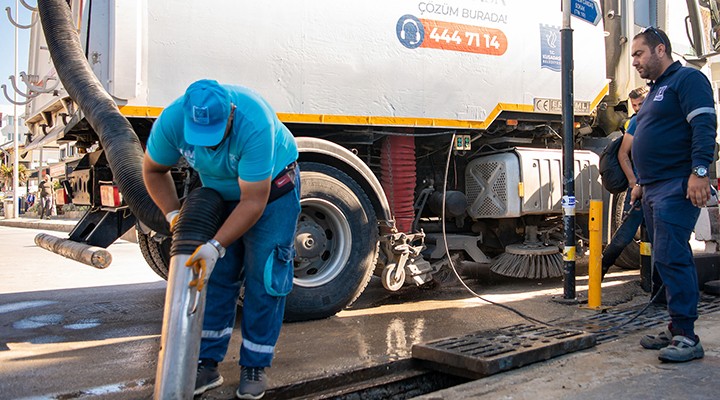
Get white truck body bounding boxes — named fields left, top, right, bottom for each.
left=25, top=0, right=608, bottom=137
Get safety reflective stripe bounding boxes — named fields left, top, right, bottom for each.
left=201, top=327, right=233, bottom=339
left=242, top=338, right=275, bottom=354
left=686, top=107, right=717, bottom=123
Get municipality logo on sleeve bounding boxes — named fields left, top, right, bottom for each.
left=193, top=106, right=210, bottom=125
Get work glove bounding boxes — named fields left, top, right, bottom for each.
left=165, top=210, right=180, bottom=232
left=185, top=242, right=219, bottom=291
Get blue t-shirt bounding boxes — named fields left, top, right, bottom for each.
left=632, top=61, right=717, bottom=184
left=625, top=115, right=637, bottom=136
left=147, top=85, right=298, bottom=200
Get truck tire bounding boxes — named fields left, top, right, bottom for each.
left=284, top=162, right=379, bottom=322
left=137, top=228, right=170, bottom=280
left=611, top=191, right=641, bottom=269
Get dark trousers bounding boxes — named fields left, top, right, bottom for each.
left=642, top=177, right=700, bottom=337
left=200, top=169, right=301, bottom=367
left=38, top=196, right=52, bottom=219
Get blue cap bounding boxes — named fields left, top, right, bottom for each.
left=182, top=79, right=231, bottom=146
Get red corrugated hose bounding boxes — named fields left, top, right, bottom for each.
left=381, top=135, right=416, bottom=233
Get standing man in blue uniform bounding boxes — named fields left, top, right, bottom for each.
left=630, top=27, right=717, bottom=363
left=143, top=79, right=300, bottom=398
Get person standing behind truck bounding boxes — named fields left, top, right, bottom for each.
left=630, top=27, right=717, bottom=363
left=601, top=86, right=648, bottom=279
left=142, top=79, right=300, bottom=399
left=38, top=175, right=53, bottom=220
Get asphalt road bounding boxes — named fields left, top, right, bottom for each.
left=4, top=225, right=716, bottom=400
left=0, top=226, right=165, bottom=399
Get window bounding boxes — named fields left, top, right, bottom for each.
left=634, top=0, right=658, bottom=28
left=704, top=0, right=720, bottom=51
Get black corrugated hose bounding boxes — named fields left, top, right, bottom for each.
left=37, top=0, right=169, bottom=235
left=171, top=188, right=226, bottom=257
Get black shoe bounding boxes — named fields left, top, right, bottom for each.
left=194, top=359, right=223, bottom=396
left=236, top=366, right=266, bottom=399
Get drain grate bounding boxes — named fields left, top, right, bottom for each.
left=412, top=323, right=596, bottom=379
left=413, top=297, right=720, bottom=380
left=565, top=295, right=720, bottom=344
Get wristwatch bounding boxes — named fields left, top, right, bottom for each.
left=208, top=239, right=226, bottom=258
left=692, top=165, right=708, bottom=178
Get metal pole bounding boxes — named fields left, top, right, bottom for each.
left=561, top=0, right=576, bottom=300
left=640, top=225, right=652, bottom=293
left=12, top=0, right=20, bottom=218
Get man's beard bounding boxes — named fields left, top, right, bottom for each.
left=639, top=51, right=661, bottom=80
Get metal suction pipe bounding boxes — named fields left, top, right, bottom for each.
left=154, top=188, right=225, bottom=399
left=154, top=253, right=206, bottom=399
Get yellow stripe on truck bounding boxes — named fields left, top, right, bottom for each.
left=589, top=82, right=610, bottom=111
left=118, top=106, right=164, bottom=118
left=278, top=103, right=535, bottom=130
left=117, top=86, right=607, bottom=128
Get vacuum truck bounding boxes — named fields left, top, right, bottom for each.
left=17, top=0, right=720, bottom=321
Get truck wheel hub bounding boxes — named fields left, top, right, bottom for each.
left=295, top=221, right=327, bottom=261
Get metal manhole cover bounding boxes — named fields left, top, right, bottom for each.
left=565, top=296, right=720, bottom=344
left=412, top=323, right=596, bottom=378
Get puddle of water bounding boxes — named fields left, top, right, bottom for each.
left=13, top=314, right=64, bottom=329
left=0, top=300, right=57, bottom=314
left=64, top=319, right=102, bottom=330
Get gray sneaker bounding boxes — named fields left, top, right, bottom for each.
left=236, top=366, right=266, bottom=399
left=194, top=359, right=224, bottom=396
left=658, top=335, right=704, bottom=363
left=639, top=327, right=673, bottom=350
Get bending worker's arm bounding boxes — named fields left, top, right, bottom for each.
left=142, top=152, right=271, bottom=246
left=142, top=153, right=181, bottom=219
left=214, top=177, right=271, bottom=248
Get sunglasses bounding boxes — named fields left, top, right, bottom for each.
left=640, top=26, right=666, bottom=48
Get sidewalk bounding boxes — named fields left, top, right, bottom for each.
left=0, top=215, right=137, bottom=242
left=0, top=215, right=80, bottom=233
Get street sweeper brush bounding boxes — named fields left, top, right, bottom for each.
left=489, top=243, right=563, bottom=279
left=489, top=225, right=563, bottom=279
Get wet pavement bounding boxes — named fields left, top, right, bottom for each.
left=0, top=219, right=718, bottom=399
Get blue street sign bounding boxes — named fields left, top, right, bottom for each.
left=571, top=0, right=601, bottom=26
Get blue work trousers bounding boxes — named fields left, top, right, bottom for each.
left=602, top=189, right=644, bottom=277
left=199, top=175, right=301, bottom=367
left=642, top=177, right=700, bottom=337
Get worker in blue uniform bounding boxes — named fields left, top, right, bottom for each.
left=601, top=87, right=648, bottom=279
left=142, top=79, right=300, bottom=398
left=630, top=27, right=717, bottom=363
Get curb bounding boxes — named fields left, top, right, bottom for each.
left=0, top=218, right=76, bottom=233
left=0, top=218, right=138, bottom=243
